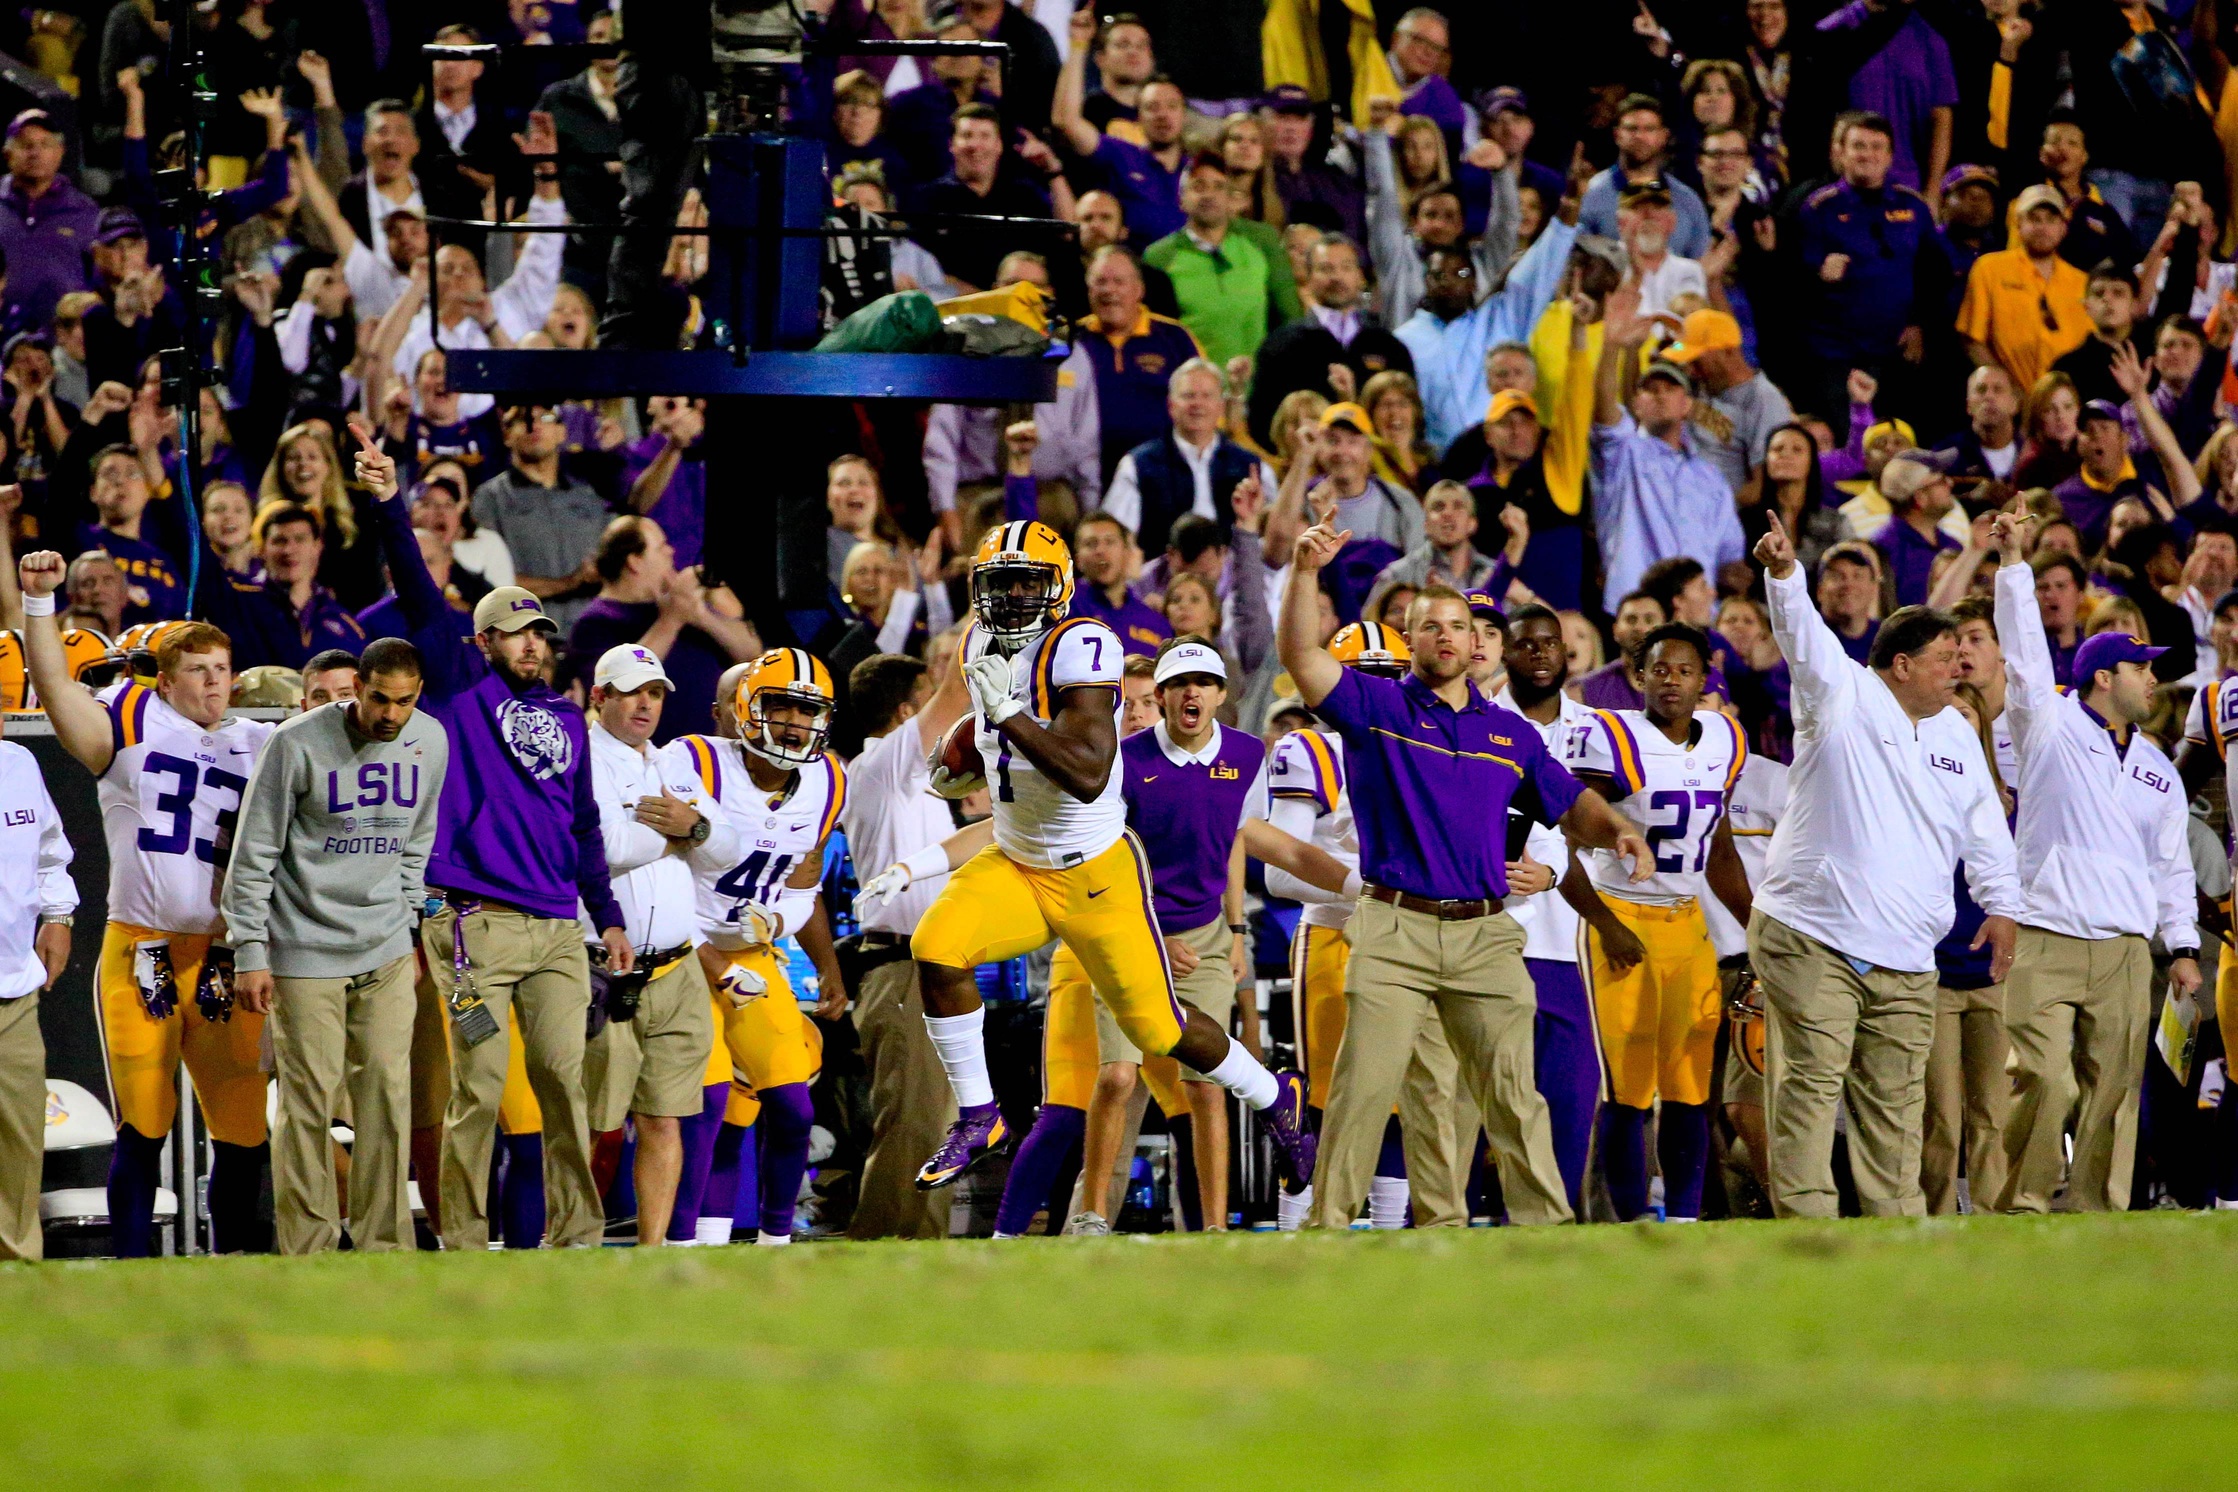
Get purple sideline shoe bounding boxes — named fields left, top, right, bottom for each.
left=1261, top=1070, right=1317, bottom=1187
left=915, top=1102, right=1010, bottom=1191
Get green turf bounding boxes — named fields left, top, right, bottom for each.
left=3, top=1214, right=2235, bottom=1487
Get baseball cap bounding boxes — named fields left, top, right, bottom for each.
left=2079, top=398, right=2126, bottom=427
left=1464, top=589, right=1507, bottom=623
left=1941, top=162, right=1999, bottom=195
left=1618, top=177, right=1673, bottom=207
left=1570, top=234, right=1628, bottom=280
left=1663, top=308, right=1742, bottom=363
left=1478, top=86, right=1530, bottom=118
left=1878, top=447, right=1957, bottom=502
left=2014, top=182, right=2067, bottom=217
left=1487, top=388, right=1540, bottom=424
left=94, top=207, right=145, bottom=245
left=1153, top=640, right=1226, bottom=686
left=1319, top=400, right=1373, bottom=435
left=5, top=108, right=57, bottom=141
left=1639, top=359, right=1695, bottom=393
left=472, top=586, right=557, bottom=634
left=1264, top=84, right=1315, bottom=116
left=2071, top=630, right=2168, bottom=686
left=594, top=643, right=674, bottom=693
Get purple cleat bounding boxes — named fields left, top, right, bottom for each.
left=915, top=1102, right=1010, bottom=1191
left=1261, top=1070, right=1317, bottom=1188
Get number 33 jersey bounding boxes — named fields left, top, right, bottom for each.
left=967, top=617, right=1126, bottom=871
left=100, top=681, right=275, bottom=935
left=1567, top=708, right=1746, bottom=907
left=675, top=733, right=846, bottom=948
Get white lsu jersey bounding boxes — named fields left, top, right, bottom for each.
left=968, top=616, right=1126, bottom=870
left=99, top=681, right=273, bottom=935
left=1702, top=753, right=1788, bottom=957
left=1568, top=707, right=1747, bottom=907
left=676, top=732, right=847, bottom=949
left=1263, top=726, right=1356, bottom=930
left=1497, top=687, right=1599, bottom=961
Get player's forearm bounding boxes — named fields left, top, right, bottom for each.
left=1241, top=818, right=1356, bottom=898
left=1557, top=856, right=1627, bottom=936
left=940, top=816, right=996, bottom=872
left=1705, top=831, right=1753, bottom=926
left=997, top=704, right=1113, bottom=801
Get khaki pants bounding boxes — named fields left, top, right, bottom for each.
left=1996, top=928, right=2151, bottom=1214
left=0, top=992, right=43, bottom=1262
left=1095, top=919, right=1234, bottom=1078
left=1921, top=981, right=2009, bottom=1216
left=581, top=954, right=715, bottom=1133
left=1307, top=899, right=1568, bottom=1228
left=270, top=955, right=416, bottom=1254
left=849, top=957, right=956, bottom=1240
left=422, top=907, right=602, bottom=1250
left=1748, top=913, right=1937, bottom=1219
left=1404, top=1019, right=1471, bottom=1228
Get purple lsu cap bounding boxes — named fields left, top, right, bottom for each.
left=2071, top=631, right=2167, bottom=686
left=1263, top=84, right=1315, bottom=115
left=2079, top=398, right=2126, bottom=427
left=1464, top=588, right=1506, bottom=623
left=6, top=108, right=57, bottom=141
left=1478, top=86, right=1530, bottom=118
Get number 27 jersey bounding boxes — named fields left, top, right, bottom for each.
left=969, top=617, right=1126, bottom=870
left=100, top=682, right=274, bottom=935
left=1568, top=708, right=1745, bottom=907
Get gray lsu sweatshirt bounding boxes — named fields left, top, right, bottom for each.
left=222, top=701, right=449, bottom=978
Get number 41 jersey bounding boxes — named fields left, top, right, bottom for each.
left=1567, top=708, right=1746, bottom=907
left=966, top=617, right=1125, bottom=871
left=100, top=681, right=275, bottom=935
left=674, top=733, right=846, bottom=948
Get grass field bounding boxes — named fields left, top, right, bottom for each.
left=4, top=1214, right=2236, bottom=1487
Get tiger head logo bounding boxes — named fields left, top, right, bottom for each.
left=497, top=697, right=573, bottom=781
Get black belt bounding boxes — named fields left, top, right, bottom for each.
left=645, top=942, right=695, bottom=970
left=1364, top=883, right=1504, bottom=921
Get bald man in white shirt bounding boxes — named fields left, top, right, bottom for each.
left=1747, top=514, right=2023, bottom=1219
left=1987, top=513, right=2201, bottom=1213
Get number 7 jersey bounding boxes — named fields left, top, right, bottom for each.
left=100, top=681, right=275, bottom=934
left=966, top=617, right=1126, bottom=870
left=1567, top=708, right=1746, bottom=907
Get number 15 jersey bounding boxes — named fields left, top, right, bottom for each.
left=967, top=617, right=1125, bottom=870
left=1568, top=708, right=1746, bottom=907
left=100, top=681, right=275, bottom=935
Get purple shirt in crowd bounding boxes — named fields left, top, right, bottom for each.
left=1122, top=721, right=1267, bottom=933
left=1316, top=668, right=1583, bottom=902
left=1821, top=2, right=1958, bottom=190
left=1072, top=580, right=1173, bottom=659
left=370, top=493, right=625, bottom=929
left=622, top=433, right=706, bottom=570
left=1871, top=515, right=1959, bottom=608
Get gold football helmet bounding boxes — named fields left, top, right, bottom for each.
left=970, top=520, right=1074, bottom=649
left=1327, top=620, right=1411, bottom=677
left=735, top=647, right=835, bottom=770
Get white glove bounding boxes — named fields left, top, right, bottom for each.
left=718, top=963, right=768, bottom=1007
left=737, top=905, right=778, bottom=947
left=964, top=653, right=1023, bottom=725
left=856, top=864, right=910, bottom=922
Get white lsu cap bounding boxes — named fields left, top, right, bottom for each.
left=1153, top=640, right=1226, bottom=686
left=595, top=643, right=674, bottom=693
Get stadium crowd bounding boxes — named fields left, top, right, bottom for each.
left=3, top=0, right=2238, bottom=1257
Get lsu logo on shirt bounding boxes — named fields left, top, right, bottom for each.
left=325, top=762, right=424, bottom=811
left=498, top=697, right=573, bottom=780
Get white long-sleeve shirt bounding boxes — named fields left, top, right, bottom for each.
left=579, top=720, right=738, bottom=952
left=391, top=194, right=570, bottom=420
left=1993, top=562, right=2197, bottom=948
left=843, top=719, right=958, bottom=936
left=0, top=741, right=74, bottom=1000
left=1756, top=567, right=2022, bottom=972
left=1500, top=685, right=1599, bottom=962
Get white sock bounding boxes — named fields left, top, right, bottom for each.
left=2217, top=1198, right=2238, bottom=1211
left=1368, top=1176, right=1410, bottom=1229
left=923, top=1008, right=996, bottom=1108
left=755, top=1230, right=791, bottom=1247
left=1277, top=1184, right=1311, bottom=1232
left=696, top=1216, right=732, bottom=1245
left=1206, top=1040, right=1279, bottom=1110
left=1666, top=1215, right=1698, bottom=1224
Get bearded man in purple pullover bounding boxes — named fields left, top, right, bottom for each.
left=352, top=415, right=634, bottom=1251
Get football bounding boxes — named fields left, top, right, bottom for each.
left=929, top=716, right=986, bottom=799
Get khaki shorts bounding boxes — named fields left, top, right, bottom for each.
left=1097, top=919, right=1235, bottom=1079
left=583, top=951, right=716, bottom=1133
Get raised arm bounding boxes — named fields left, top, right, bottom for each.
left=2112, top=339, right=2202, bottom=508
left=1052, top=8, right=1102, bottom=157
left=1756, top=512, right=1862, bottom=730
left=16, top=549, right=112, bottom=774
left=1593, top=283, right=1647, bottom=427
left=1988, top=513, right=2056, bottom=730
left=1276, top=523, right=1348, bottom=707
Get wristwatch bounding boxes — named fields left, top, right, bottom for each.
left=1228, top=923, right=1249, bottom=936
left=687, top=815, right=712, bottom=845
left=37, top=913, right=71, bottom=929
left=2172, top=947, right=2201, bottom=965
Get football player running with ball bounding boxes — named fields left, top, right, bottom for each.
left=909, top=521, right=1318, bottom=1192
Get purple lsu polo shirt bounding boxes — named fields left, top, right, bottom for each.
left=1314, top=667, right=1583, bottom=902
left=1121, top=722, right=1268, bottom=933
